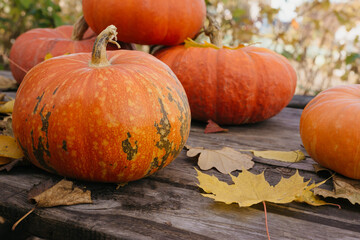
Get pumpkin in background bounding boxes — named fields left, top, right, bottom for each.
left=9, top=16, right=135, bottom=84
left=154, top=17, right=297, bottom=125
left=300, top=85, right=360, bottom=179
left=12, top=25, right=191, bottom=183
left=82, top=0, right=206, bottom=45
left=9, top=16, right=96, bottom=84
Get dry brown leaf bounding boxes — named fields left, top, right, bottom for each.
left=314, top=175, right=360, bottom=205
left=0, top=116, right=13, bottom=137
left=29, top=179, right=92, bottom=207
left=196, top=169, right=331, bottom=207
left=204, top=120, right=228, bottom=134
left=187, top=147, right=254, bottom=174
left=0, top=76, right=17, bottom=90
left=0, top=158, right=28, bottom=172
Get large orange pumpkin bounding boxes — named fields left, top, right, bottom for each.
left=12, top=25, right=191, bottom=183
left=154, top=39, right=297, bottom=125
left=300, top=85, right=360, bottom=179
left=82, top=0, right=206, bottom=45
left=9, top=17, right=96, bottom=84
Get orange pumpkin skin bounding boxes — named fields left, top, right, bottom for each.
left=300, top=85, right=360, bottom=179
left=155, top=45, right=297, bottom=124
left=12, top=50, right=191, bottom=183
left=82, top=0, right=206, bottom=45
left=9, top=25, right=97, bottom=84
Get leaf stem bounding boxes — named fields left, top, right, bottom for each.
left=263, top=201, right=271, bottom=240
left=12, top=207, right=36, bottom=231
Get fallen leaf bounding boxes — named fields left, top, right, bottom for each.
left=313, top=164, right=333, bottom=174
left=0, top=100, right=14, bottom=114
left=314, top=175, right=360, bottom=205
left=196, top=169, right=330, bottom=207
left=44, top=53, right=53, bottom=60
left=204, top=120, right=228, bottom=134
left=0, top=135, right=23, bottom=159
left=0, top=157, right=11, bottom=165
left=0, top=158, right=28, bottom=172
left=248, top=149, right=305, bottom=163
left=29, top=179, right=92, bottom=207
left=0, top=76, right=17, bottom=90
left=0, top=116, right=13, bottom=137
left=187, top=147, right=254, bottom=174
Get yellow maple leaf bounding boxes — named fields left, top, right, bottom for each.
left=0, top=135, right=24, bottom=159
left=245, top=149, right=305, bottom=163
left=184, top=38, right=246, bottom=50
left=196, top=169, right=329, bottom=207
left=0, top=100, right=14, bottom=113
left=44, top=53, right=53, bottom=60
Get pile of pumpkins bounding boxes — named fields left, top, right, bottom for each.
left=9, top=0, right=360, bottom=182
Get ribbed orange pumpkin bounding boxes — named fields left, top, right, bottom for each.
left=82, top=0, right=206, bottom=45
left=300, top=85, right=360, bottom=179
left=12, top=25, right=191, bottom=183
left=154, top=40, right=297, bottom=124
left=9, top=17, right=96, bottom=84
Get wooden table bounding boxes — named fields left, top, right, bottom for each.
left=0, top=74, right=359, bottom=239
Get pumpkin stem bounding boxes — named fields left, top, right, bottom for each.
left=89, top=25, right=120, bottom=68
left=204, top=13, right=223, bottom=48
left=71, top=16, right=89, bottom=41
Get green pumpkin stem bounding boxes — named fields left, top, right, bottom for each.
left=204, top=14, right=223, bottom=48
left=90, top=25, right=120, bottom=68
left=71, top=16, right=89, bottom=41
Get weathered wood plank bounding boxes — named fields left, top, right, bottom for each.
left=0, top=69, right=358, bottom=239
left=1, top=163, right=360, bottom=240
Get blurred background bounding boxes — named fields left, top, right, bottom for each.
left=0, top=0, right=359, bottom=95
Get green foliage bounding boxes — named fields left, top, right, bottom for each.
left=0, top=0, right=77, bottom=70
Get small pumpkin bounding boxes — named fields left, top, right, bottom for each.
left=300, top=85, right=360, bottom=179
left=82, top=0, right=206, bottom=45
left=154, top=17, right=297, bottom=125
left=9, top=16, right=96, bottom=84
left=12, top=25, right=191, bottom=183
left=9, top=17, right=135, bottom=84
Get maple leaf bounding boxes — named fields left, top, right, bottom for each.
left=0, top=135, right=24, bottom=160
left=13, top=179, right=92, bottom=230
left=187, top=147, right=254, bottom=174
left=204, top=120, right=228, bottom=134
left=314, top=175, right=360, bottom=205
left=28, top=179, right=93, bottom=207
left=196, top=169, right=329, bottom=207
left=0, top=100, right=14, bottom=114
left=246, top=149, right=305, bottom=163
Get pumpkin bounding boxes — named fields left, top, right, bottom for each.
left=154, top=36, right=297, bottom=124
left=9, top=16, right=96, bottom=84
left=300, top=85, right=360, bottom=179
left=12, top=25, right=191, bottom=183
left=82, top=0, right=206, bottom=45
left=9, top=16, right=135, bottom=84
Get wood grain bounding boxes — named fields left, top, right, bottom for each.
left=1, top=107, right=360, bottom=240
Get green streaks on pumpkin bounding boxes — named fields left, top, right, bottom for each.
left=122, top=132, right=138, bottom=160
left=33, top=92, right=44, bottom=114
left=53, top=86, right=60, bottom=95
left=30, top=92, right=56, bottom=173
left=30, top=130, right=56, bottom=173
left=62, top=140, right=67, bottom=151
left=147, top=97, right=178, bottom=175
